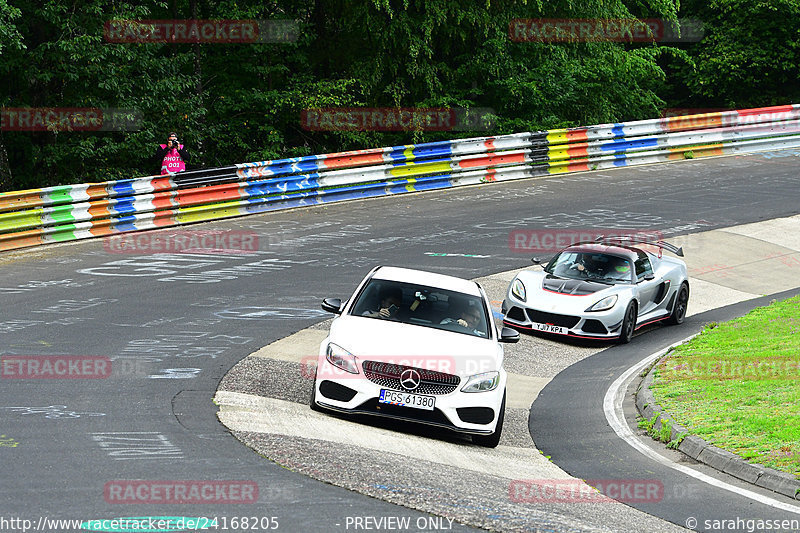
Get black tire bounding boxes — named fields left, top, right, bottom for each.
left=668, top=283, right=689, bottom=326
left=309, top=369, right=324, bottom=412
left=472, top=392, right=505, bottom=448
left=617, top=302, right=636, bottom=344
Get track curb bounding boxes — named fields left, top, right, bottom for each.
left=635, top=346, right=800, bottom=500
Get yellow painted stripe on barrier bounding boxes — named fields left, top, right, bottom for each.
left=405, top=178, right=417, bottom=192
left=388, top=161, right=451, bottom=178
left=546, top=147, right=572, bottom=161
left=546, top=130, right=568, bottom=145
left=175, top=201, right=245, bottom=224
left=403, top=145, right=415, bottom=162
left=547, top=163, right=573, bottom=174
left=0, top=209, right=44, bottom=232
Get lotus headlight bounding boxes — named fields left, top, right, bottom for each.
left=326, top=343, right=359, bottom=374
left=586, top=294, right=618, bottom=312
left=511, top=278, right=526, bottom=302
left=461, top=371, right=500, bottom=393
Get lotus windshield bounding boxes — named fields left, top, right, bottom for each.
left=545, top=251, right=633, bottom=284
left=350, top=280, right=490, bottom=338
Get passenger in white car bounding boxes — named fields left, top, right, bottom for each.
left=361, top=287, right=403, bottom=319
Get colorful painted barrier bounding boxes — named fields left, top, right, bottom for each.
left=1, top=105, right=799, bottom=252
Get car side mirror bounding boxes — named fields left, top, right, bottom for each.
left=321, top=298, right=343, bottom=314
left=499, top=327, right=520, bottom=343
left=531, top=257, right=542, bottom=265
left=644, top=273, right=655, bottom=281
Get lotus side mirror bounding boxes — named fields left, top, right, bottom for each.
left=321, top=298, right=343, bottom=314
left=499, top=327, right=520, bottom=343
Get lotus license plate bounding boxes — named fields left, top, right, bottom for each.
left=531, top=322, right=568, bottom=335
left=379, top=389, right=435, bottom=411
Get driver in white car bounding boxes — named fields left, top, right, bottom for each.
left=441, top=301, right=484, bottom=335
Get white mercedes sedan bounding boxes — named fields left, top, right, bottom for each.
left=311, top=265, right=518, bottom=447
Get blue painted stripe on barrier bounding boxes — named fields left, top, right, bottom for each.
left=112, top=215, right=139, bottom=232
left=322, top=185, right=387, bottom=203
left=612, top=124, right=625, bottom=138
left=242, top=175, right=321, bottom=196
left=411, top=141, right=454, bottom=158
left=110, top=181, right=136, bottom=197
left=111, top=198, right=138, bottom=215
left=600, top=138, right=659, bottom=151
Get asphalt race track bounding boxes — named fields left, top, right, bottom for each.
left=532, top=289, right=800, bottom=532
left=2, top=150, right=800, bottom=532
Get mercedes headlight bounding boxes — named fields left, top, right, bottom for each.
left=461, top=371, right=500, bottom=393
left=326, top=343, right=359, bottom=374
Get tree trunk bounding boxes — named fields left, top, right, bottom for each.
left=0, top=131, right=13, bottom=192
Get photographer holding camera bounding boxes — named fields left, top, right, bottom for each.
left=153, top=132, right=190, bottom=175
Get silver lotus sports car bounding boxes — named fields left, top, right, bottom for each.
left=502, top=238, right=689, bottom=343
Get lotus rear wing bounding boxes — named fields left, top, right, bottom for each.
left=595, top=235, right=684, bottom=257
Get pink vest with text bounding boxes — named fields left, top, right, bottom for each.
left=160, top=144, right=186, bottom=174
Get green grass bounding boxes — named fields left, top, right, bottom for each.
left=650, top=295, right=800, bottom=478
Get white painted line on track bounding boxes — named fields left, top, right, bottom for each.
left=603, top=341, right=800, bottom=515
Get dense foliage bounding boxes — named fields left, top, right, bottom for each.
left=0, top=0, right=797, bottom=190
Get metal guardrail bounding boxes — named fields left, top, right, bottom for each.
left=1, top=104, right=799, bottom=252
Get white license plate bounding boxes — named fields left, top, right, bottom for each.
left=379, top=389, right=435, bottom=411
left=531, top=322, right=568, bottom=335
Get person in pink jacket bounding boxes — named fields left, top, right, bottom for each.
left=154, top=132, right=190, bottom=175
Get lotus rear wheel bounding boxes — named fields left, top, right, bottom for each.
left=668, top=283, right=689, bottom=325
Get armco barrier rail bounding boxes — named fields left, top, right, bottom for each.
left=2, top=104, right=799, bottom=252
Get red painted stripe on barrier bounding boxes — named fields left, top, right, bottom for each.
left=737, top=105, right=794, bottom=117
left=0, top=229, right=44, bottom=251
left=485, top=139, right=496, bottom=151
left=567, top=144, right=589, bottom=158
left=153, top=209, right=179, bottom=227
left=151, top=194, right=177, bottom=210
left=88, top=204, right=114, bottom=219
left=567, top=162, right=591, bottom=172
left=0, top=191, right=45, bottom=213
left=566, top=129, right=588, bottom=142
left=322, top=152, right=386, bottom=169
left=88, top=222, right=115, bottom=236
left=459, top=152, right=527, bottom=169
left=86, top=184, right=109, bottom=200
left=150, top=176, right=176, bottom=192
left=175, top=182, right=243, bottom=206
left=483, top=168, right=497, bottom=182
